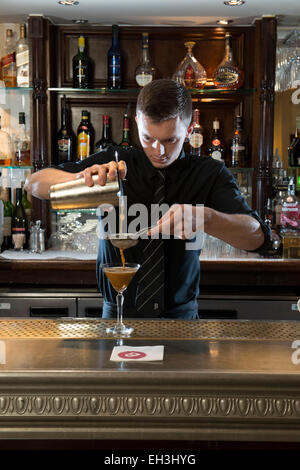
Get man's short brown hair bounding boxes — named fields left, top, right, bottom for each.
left=136, top=79, right=192, bottom=127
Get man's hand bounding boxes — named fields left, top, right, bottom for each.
left=148, top=204, right=204, bottom=240
left=78, top=161, right=127, bottom=187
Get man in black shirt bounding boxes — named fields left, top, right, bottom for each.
left=25, top=79, right=271, bottom=319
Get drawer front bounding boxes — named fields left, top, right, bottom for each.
left=0, top=298, right=77, bottom=318
left=197, top=299, right=300, bottom=320
left=77, top=297, right=103, bottom=318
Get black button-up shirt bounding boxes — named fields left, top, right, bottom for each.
left=55, top=145, right=271, bottom=319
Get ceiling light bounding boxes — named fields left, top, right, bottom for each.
left=58, top=1, right=79, bottom=5
left=224, top=0, right=245, bottom=6
left=72, top=19, right=88, bottom=24
left=216, top=19, right=234, bottom=24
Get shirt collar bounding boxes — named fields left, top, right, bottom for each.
left=141, top=147, right=187, bottom=179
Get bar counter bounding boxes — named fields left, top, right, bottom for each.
left=1, top=318, right=300, bottom=442
left=0, top=257, right=300, bottom=289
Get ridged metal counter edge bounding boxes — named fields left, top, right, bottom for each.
left=0, top=318, right=299, bottom=341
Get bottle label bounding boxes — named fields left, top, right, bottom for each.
left=231, top=145, right=245, bottom=152
left=281, top=203, right=300, bottom=229
left=12, top=233, right=25, bottom=250
left=215, top=70, right=239, bottom=86
left=17, top=73, right=29, bottom=87
left=3, top=216, right=11, bottom=237
left=212, top=139, right=221, bottom=146
left=58, top=138, right=71, bottom=153
left=109, top=56, right=121, bottom=75
left=16, top=50, right=29, bottom=68
left=190, top=133, right=203, bottom=148
left=184, top=65, right=195, bottom=87
left=212, top=150, right=222, bottom=160
left=1, top=53, right=16, bottom=68
left=136, top=73, right=153, bottom=86
left=15, top=150, right=31, bottom=166
left=78, top=132, right=90, bottom=159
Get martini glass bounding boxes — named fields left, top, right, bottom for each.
left=102, top=262, right=140, bottom=336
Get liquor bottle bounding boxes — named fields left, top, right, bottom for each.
left=107, top=25, right=122, bottom=89
left=280, top=177, right=300, bottom=233
left=173, top=42, right=206, bottom=89
left=1, top=188, right=14, bottom=251
left=56, top=95, right=74, bottom=164
left=208, top=118, right=224, bottom=161
left=119, top=114, right=131, bottom=148
left=288, top=116, right=300, bottom=167
left=21, top=182, right=32, bottom=224
left=95, top=115, right=115, bottom=152
left=72, top=36, right=90, bottom=89
left=213, top=34, right=244, bottom=90
left=77, top=110, right=92, bottom=160
left=1, top=29, right=16, bottom=88
left=0, top=115, right=13, bottom=166
left=12, top=188, right=27, bottom=251
left=231, top=115, right=246, bottom=167
left=135, top=32, right=155, bottom=87
left=16, top=24, right=29, bottom=87
left=274, top=188, right=287, bottom=228
left=14, top=112, right=31, bottom=166
left=189, top=109, right=203, bottom=156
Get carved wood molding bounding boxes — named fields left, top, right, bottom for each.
left=0, top=394, right=300, bottom=419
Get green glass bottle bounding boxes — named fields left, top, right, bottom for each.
left=1, top=188, right=14, bottom=251
left=72, top=36, right=90, bottom=89
left=12, top=188, right=27, bottom=251
left=119, top=114, right=132, bottom=148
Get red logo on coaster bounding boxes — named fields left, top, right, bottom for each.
left=118, top=351, right=147, bottom=359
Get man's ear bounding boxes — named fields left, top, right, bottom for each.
left=135, top=115, right=138, bottom=124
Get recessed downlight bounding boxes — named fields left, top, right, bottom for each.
left=224, top=0, right=245, bottom=5
left=58, top=1, right=79, bottom=5
left=216, top=19, right=234, bottom=24
left=72, top=19, right=88, bottom=24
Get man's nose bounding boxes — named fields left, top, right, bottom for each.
left=152, top=140, right=165, bottom=156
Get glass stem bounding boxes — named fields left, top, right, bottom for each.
left=116, top=292, right=124, bottom=326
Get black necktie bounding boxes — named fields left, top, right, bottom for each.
left=135, top=170, right=165, bottom=316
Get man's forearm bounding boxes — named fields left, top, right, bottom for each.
left=25, top=168, right=78, bottom=200
left=202, top=207, right=265, bottom=251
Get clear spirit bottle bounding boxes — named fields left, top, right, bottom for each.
left=213, top=34, right=244, bottom=90
left=189, top=109, right=203, bottom=156
left=16, top=24, right=29, bottom=87
left=280, top=177, right=300, bottom=233
left=208, top=117, right=224, bottom=161
left=14, top=112, right=31, bottom=166
left=135, top=32, right=155, bottom=87
left=173, top=42, right=207, bottom=89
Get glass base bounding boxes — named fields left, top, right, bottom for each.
left=106, top=323, right=134, bottom=336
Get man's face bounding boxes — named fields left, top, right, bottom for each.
left=135, top=112, right=193, bottom=169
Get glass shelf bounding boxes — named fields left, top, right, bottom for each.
left=229, top=167, right=254, bottom=173
left=51, top=208, right=96, bottom=214
left=0, top=87, right=33, bottom=91
left=0, top=166, right=33, bottom=169
left=48, top=87, right=140, bottom=94
left=48, top=87, right=256, bottom=96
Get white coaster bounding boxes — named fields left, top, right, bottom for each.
left=110, top=345, right=164, bottom=362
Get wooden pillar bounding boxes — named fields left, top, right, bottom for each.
left=254, top=17, right=277, bottom=217
left=28, top=15, right=52, bottom=233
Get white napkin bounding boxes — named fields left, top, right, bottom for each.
left=110, top=345, right=164, bottom=362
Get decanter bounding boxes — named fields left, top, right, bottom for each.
left=172, top=41, right=207, bottom=89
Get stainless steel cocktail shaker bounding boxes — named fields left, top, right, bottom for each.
left=49, top=175, right=120, bottom=210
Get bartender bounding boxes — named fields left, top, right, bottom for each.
left=25, top=79, right=271, bottom=320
